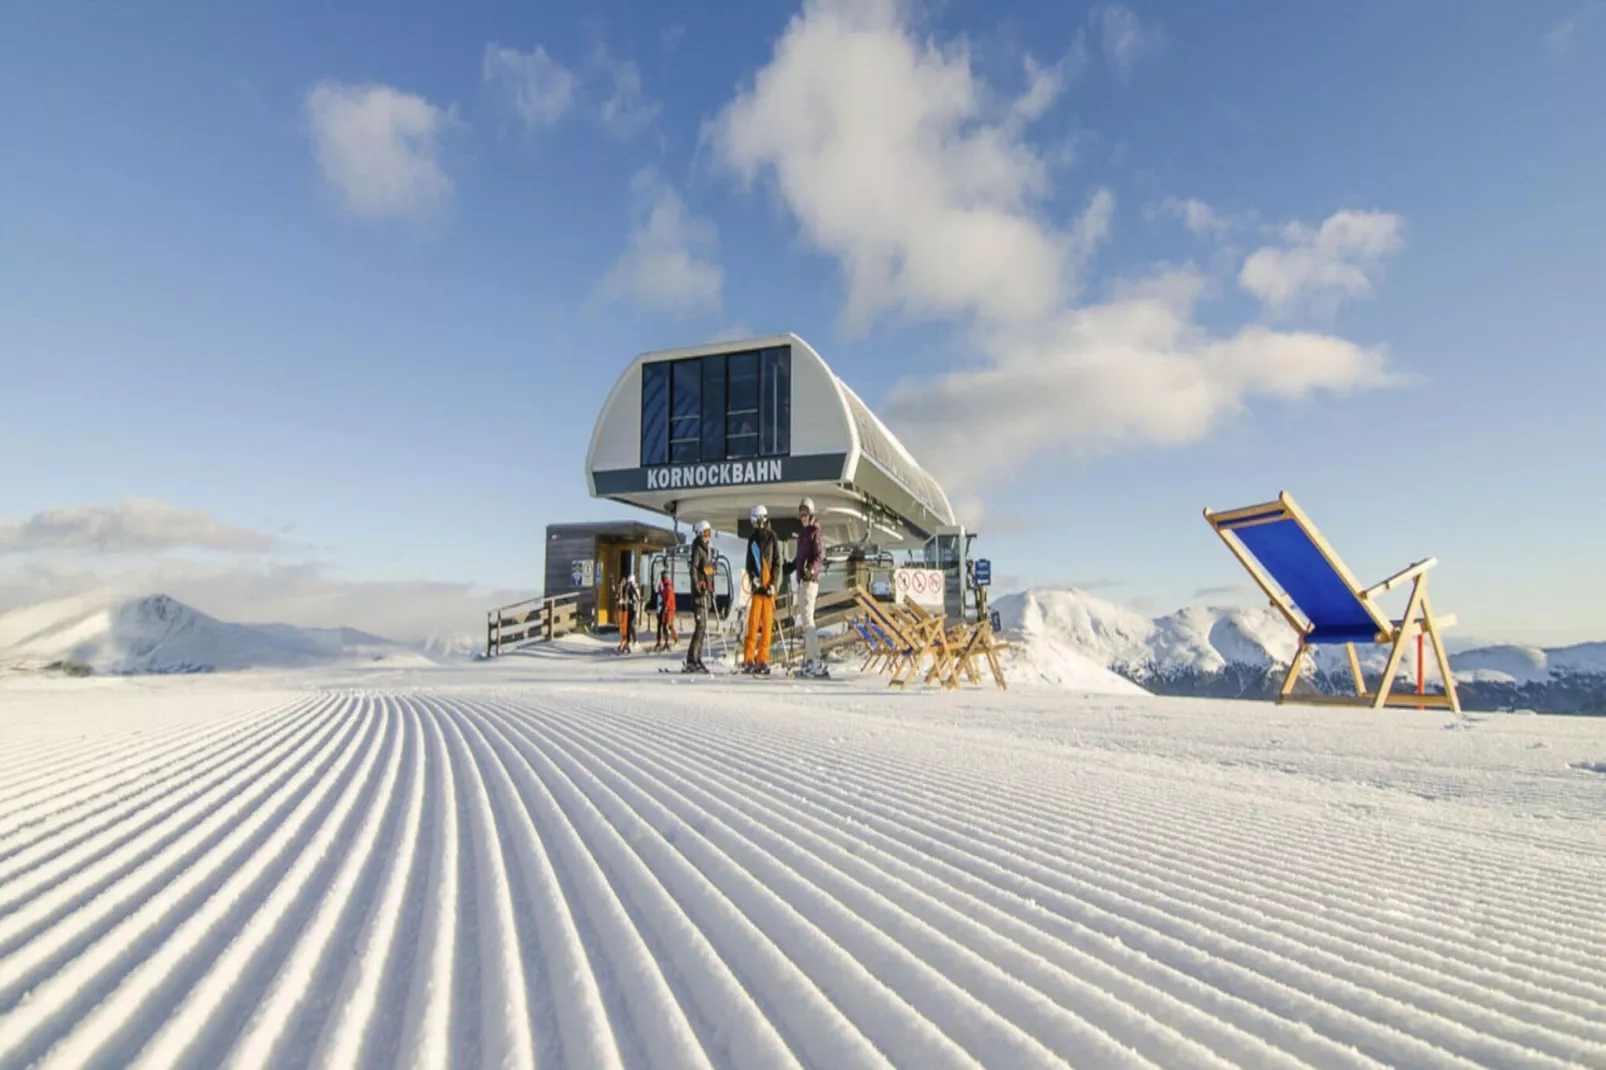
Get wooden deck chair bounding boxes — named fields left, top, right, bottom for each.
left=849, top=615, right=898, bottom=675
left=1203, top=492, right=1461, bottom=712
left=897, top=598, right=962, bottom=689
left=849, top=590, right=929, bottom=687
left=949, top=617, right=1010, bottom=690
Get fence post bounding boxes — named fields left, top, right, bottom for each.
left=545, top=596, right=554, bottom=641
left=487, top=610, right=496, bottom=658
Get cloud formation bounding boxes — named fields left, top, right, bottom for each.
left=596, top=47, right=660, bottom=136
left=1094, top=3, right=1160, bottom=76
left=483, top=44, right=576, bottom=128
left=600, top=170, right=723, bottom=313
left=712, top=0, right=1399, bottom=495
left=1239, top=209, right=1404, bottom=314
left=714, top=0, right=1077, bottom=330
left=0, top=498, right=281, bottom=555
left=304, top=81, right=454, bottom=218
left=0, top=558, right=526, bottom=648
left=1160, top=196, right=1229, bottom=235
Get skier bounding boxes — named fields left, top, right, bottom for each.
left=742, top=504, right=782, bottom=674
left=785, top=496, right=828, bottom=678
left=683, top=521, right=715, bottom=672
left=616, top=571, right=642, bottom=653
left=653, top=568, right=678, bottom=652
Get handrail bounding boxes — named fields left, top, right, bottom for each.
left=486, top=592, right=583, bottom=656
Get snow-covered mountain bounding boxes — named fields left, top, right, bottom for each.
left=1449, top=641, right=1606, bottom=685
left=993, top=587, right=1606, bottom=690
left=996, top=588, right=1299, bottom=675
left=0, top=592, right=435, bottom=674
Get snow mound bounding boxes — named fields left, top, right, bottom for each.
left=0, top=592, right=434, bottom=675
left=991, top=590, right=1149, bottom=694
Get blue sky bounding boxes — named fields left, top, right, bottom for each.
left=2, top=0, right=1603, bottom=644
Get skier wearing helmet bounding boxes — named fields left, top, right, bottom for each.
left=785, top=496, right=827, bottom=678
left=742, top=504, right=782, bottom=674
left=683, top=520, right=715, bottom=672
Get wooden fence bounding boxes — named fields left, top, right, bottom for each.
left=486, top=592, right=581, bottom=656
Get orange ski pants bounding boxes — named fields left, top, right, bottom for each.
left=744, top=563, right=775, bottom=666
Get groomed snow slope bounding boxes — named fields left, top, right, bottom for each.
left=0, top=592, right=433, bottom=674
left=1, top=658, right=1603, bottom=1069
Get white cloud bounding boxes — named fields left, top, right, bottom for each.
left=304, top=81, right=454, bottom=218
left=0, top=498, right=281, bottom=555
left=883, top=270, right=1395, bottom=491
left=1094, top=3, right=1159, bottom=77
left=713, top=0, right=1074, bottom=330
left=600, top=170, right=723, bottom=313
left=596, top=47, right=659, bottom=136
left=1161, top=196, right=1229, bottom=235
left=0, top=558, right=528, bottom=648
left=1239, top=209, right=1404, bottom=314
left=482, top=43, right=576, bottom=128
left=710, top=1, right=1401, bottom=496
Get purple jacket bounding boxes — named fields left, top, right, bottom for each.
left=793, top=519, right=823, bottom=583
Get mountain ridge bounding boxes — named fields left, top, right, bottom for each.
left=0, top=591, right=434, bottom=674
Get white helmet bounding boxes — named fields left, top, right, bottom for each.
left=695, top=520, right=712, bottom=535
left=799, top=497, right=815, bottom=515
left=750, top=504, right=768, bottom=525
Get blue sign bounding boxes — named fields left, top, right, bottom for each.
left=973, top=558, right=991, bottom=587
left=989, top=610, right=1002, bottom=632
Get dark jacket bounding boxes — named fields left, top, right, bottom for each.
left=793, top=518, right=823, bottom=584
left=619, top=575, right=641, bottom=611
left=745, top=526, right=782, bottom=595
left=690, top=538, right=715, bottom=607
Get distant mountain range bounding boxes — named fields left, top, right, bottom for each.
left=0, top=592, right=435, bottom=674
left=993, top=588, right=1606, bottom=713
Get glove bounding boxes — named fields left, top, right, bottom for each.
left=782, top=561, right=796, bottom=577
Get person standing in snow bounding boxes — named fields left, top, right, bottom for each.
left=684, top=521, right=714, bottom=672
left=616, top=572, right=642, bottom=653
left=742, top=505, right=782, bottom=674
left=653, top=569, right=677, bottom=652
left=784, top=497, right=827, bottom=678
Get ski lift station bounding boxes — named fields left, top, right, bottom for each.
left=539, top=333, right=986, bottom=631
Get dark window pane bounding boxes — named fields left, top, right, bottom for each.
left=701, top=355, right=726, bottom=460
left=668, top=358, right=701, bottom=463
left=727, top=353, right=758, bottom=410
left=725, top=351, right=759, bottom=460
left=760, top=346, right=791, bottom=456
left=640, top=362, right=668, bottom=466
left=671, top=359, right=701, bottom=419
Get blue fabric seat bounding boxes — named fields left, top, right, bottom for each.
left=1203, top=491, right=1461, bottom=712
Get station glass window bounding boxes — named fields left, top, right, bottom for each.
left=640, top=345, right=790, bottom=466
left=640, top=361, right=669, bottom=467
left=669, top=359, right=701, bottom=462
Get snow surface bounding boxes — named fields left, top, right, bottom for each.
left=0, top=592, right=435, bottom=675
left=1, top=649, right=1602, bottom=1069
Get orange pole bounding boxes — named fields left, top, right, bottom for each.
left=1417, top=632, right=1425, bottom=707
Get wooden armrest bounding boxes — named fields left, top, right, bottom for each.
left=1364, top=557, right=1436, bottom=599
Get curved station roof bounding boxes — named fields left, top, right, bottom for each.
left=585, top=333, right=955, bottom=545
